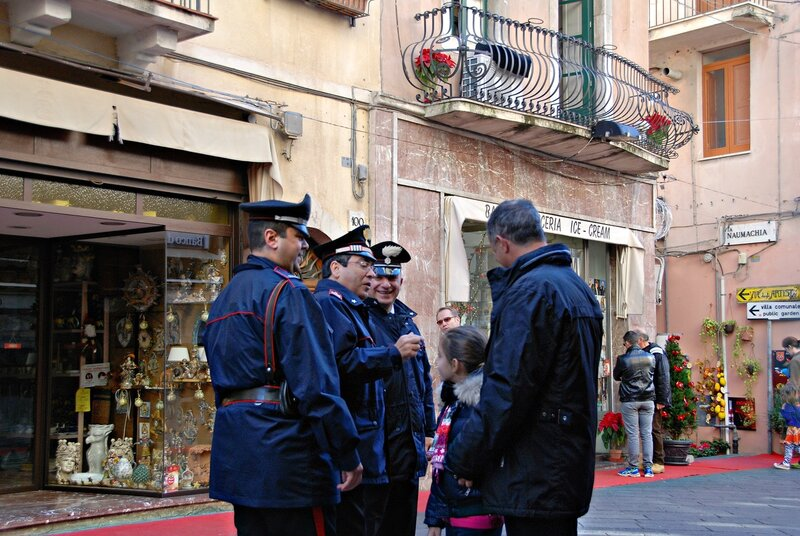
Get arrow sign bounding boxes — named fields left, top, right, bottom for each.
left=736, top=285, right=800, bottom=303
left=746, top=301, right=800, bottom=320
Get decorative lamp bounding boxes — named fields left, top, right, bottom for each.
left=195, top=346, right=207, bottom=363
left=167, top=345, right=190, bottom=363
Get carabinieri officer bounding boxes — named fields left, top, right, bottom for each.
left=312, top=226, right=423, bottom=536
left=204, top=194, right=362, bottom=536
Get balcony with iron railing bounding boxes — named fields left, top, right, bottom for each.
left=649, top=1, right=774, bottom=52
left=402, top=3, right=698, bottom=174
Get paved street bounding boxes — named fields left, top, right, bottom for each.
left=416, top=464, right=800, bottom=535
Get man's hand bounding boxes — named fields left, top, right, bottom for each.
left=457, top=477, right=473, bottom=488
left=656, top=403, right=665, bottom=410
left=395, top=334, right=424, bottom=360
left=339, top=464, right=363, bottom=491
left=427, top=527, right=442, bottom=536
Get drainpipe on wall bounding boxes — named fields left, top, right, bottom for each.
left=767, top=319, right=773, bottom=454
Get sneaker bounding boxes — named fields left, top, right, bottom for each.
left=644, top=466, right=654, bottom=478
left=618, top=466, right=641, bottom=477
left=651, top=463, right=665, bottom=474
left=774, top=462, right=791, bottom=470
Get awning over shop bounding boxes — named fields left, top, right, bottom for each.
left=0, top=67, right=273, bottom=163
left=444, top=196, right=645, bottom=315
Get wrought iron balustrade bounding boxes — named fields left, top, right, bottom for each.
left=403, top=3, right=698, bottom=159
left=650, top=1, right=772, bottom=27
left=163, top=0, right=212, bottom=15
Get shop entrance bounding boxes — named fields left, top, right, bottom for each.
left=0, top=208, right=164, bottom=494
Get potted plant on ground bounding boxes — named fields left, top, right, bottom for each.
left=662, top=335, right=698, bottom=465
left=598, top=411, right=626, bottom=462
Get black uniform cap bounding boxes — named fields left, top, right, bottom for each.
left=241, top=193, right=311, bottom=238
left=312, top=225, right=376, bottom=262
left=370, top=241, right=410, bottom=276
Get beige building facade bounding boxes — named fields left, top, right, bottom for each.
left=0, top=0, right=699, bottom=497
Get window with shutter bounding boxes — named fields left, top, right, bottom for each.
left=702, top=52, right=750, bottom=157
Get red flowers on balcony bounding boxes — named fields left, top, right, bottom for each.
left=644, top=113, right=672, bottom=145
left=414, top=48, right=456, bottom=91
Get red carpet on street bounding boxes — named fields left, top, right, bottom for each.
left=61, top=454, right=783, bottom=535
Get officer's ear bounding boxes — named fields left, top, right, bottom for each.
left=263, top=227, right=281, bottom=250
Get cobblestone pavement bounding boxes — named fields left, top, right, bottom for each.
left=416, top=465, right=800, bottom=535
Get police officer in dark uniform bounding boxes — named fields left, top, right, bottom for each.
left=204, top=195, right=362, bottom=536
left=312, top=226, right=423, bottom=536
left=365, top=241, right=435, bottom=536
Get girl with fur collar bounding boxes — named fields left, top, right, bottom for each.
left=425, top=326, right=503, bottom=536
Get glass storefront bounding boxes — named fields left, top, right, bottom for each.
left=44, top=232, right=229, bottom=493
left=0, top=242, right=38, bottom=492
left=1, top=176, right=234, bottom=495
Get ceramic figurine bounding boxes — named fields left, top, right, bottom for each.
left=55, top=440, right=81, bottom=484
left=70, top=423, right=114, bottom=485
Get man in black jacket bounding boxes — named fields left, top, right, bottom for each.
left=637, top=331, right=670, bottom=474
left=614, top=330, right=656, bottom=478
left=444, top=199, right=604, bottom=536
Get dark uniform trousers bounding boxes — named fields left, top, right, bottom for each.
left=337, top=485, right=366, bottom=536
left=370, top=480, right=419, bottom=536
left=233, top=504, right=335, bottom=536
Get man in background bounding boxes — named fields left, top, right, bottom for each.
left=435, top=306, right=461, bottom=333
left=615, top=330, right=656, bottom=479
left=638, top=331, right=670, bottom=474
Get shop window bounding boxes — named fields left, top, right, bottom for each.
left=46, top=231, right=229, bottom=494
left=449, top=222, right=499, bottom=333
left=0, top=174, right=24, bottom=200
left=703, top=45, right=750, bottom=157
left=141, top=194, right=228, bottom=224
left=0, top=241, right=38, bottom=492
left=31, top=180, right=136, bottom=214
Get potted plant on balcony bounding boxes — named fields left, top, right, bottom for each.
left=413, top=48, right=455, bottom=99
left=662, top=335, right=698, bottom=465
left=644, top=112, right=671, bottom=145
left=597, top=411, right=626, bottom=462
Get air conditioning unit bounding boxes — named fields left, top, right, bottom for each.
left=462, top=43, right=531, bottom=109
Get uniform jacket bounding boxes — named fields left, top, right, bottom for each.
left=444, top=243, right=604, bottom=519
left=203, top=255, right=359, bottom=509
left=425, top=371, right=495, bottom=527
left=366, top=298, right=436, bottom=481
left=644, top=342, right=671, bottom=407
left=614, top=347, right=656, bottom=402
left=315, top=278, right=399, bottom=485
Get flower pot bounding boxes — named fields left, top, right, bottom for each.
left=723, top=323, right=735, bottom=335
left=663, top=438, right=692, bottom=466
left=740, top=329, right=753, bottom=341
left=608, top=448, right=623, bottom=463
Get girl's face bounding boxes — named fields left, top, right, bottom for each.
left=436, top=344, right=457, bottom=382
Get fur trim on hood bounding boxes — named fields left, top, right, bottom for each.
left=454, top=368, right=483, bottom=407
